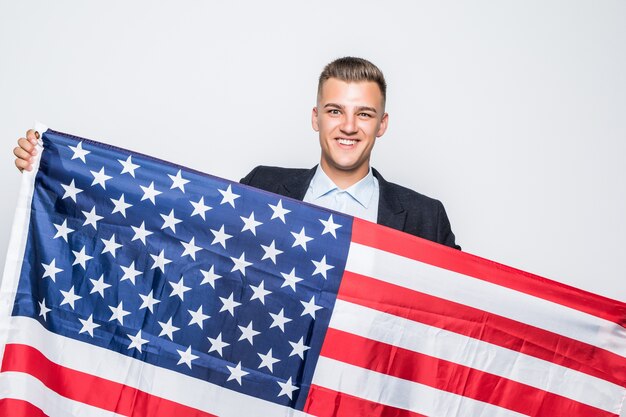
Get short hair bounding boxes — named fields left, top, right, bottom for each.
left=317, top=57, right=387, bottom=107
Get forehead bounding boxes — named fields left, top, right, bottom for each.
left=318, top=78, right=384, bottom=108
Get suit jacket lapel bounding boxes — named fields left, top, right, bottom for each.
left=279, top=166, right=317, bottom=201
left=373, top=168, right=407, bottom=231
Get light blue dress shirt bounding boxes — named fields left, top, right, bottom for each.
left=302, top=166, right=379, bottom=222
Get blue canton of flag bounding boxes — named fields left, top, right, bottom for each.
left=11, top=129, right=352, bottom=410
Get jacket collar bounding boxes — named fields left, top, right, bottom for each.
left=279, top=166, right=317, bottom=201
left=280, top=165, right=407, bottom=231
left=373, top=168, right=408, bottom=231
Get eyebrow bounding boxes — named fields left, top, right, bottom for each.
left=323, top=103, right=378, bottom=114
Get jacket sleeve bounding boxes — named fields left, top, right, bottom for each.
left=436, top=201, right=461, bottom=250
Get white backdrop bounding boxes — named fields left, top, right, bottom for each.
left=1, top=0, right=625, bottom=311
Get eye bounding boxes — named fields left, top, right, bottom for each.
left=328, top=109, right=341, bottom=115
left=358, top=112, right=373, bottom=118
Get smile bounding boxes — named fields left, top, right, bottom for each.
left=337, top=138, right=358, bottom=146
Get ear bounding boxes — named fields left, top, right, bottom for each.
left=311, top=107, right=320, bottom=132
left=376, top=112, right=389, bottom=137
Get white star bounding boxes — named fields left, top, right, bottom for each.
left=180, top=237, right=202, bottom=260
left=60, top=286, right=81, bottom=310
left=42, top=259, right=63, bottom=282
left=139, top=290, right=161, bottom=312
left=38, top=299, right=51, bottom=321
left=78, top=314, right=100, bottom=337
left=257, top=349, right=280, bottom=373
left=53, top=219, right=74, bottom=242
left=200, top=266, right=222, bottom=288
left=72, top=246, right=92, bottom=270
left=249, top=281, right=271, bottom=304
left=280, top=268, right=303, bottom=292
left=169, top=276, right=191, bottom=301
left=277, top=377, right=299, bottom=399
left=61, top=179, right=83, bottom=202
left=82, top=206, right=103, bottom=230
left=150, top=249, right=172, bottom=272
left=320, top=214, right=342, bottom=238
left=90, top=167, right=112, bottom=189
left=291, top=227, right=313, bottom=251
left=312, top=255, right=334, bottom=279
left=131, top=221, right=153, bottom=244
left=218, top=184, right=240, bottom=208
left=127, top=330, right=149, bottom=353
left=190, top=197, right=211, bottom=220
left=89, top=274, right=111, bottom=298
left=260, top=240, right=283, bottom=264
left=157, top=317, right=180, bottom=340
left=121, top=261, right=143, bottom=285
left=219, top=293, right=242, bottom=317
left=226, top=361, right=249, bottom=385
left=269, top=308, right=292, bottom=332
left=210, top=225, right=232, bottom=249
left=118, top=155, right=140, bottom=177
left=160, top=209, right=182, bottom=233
left=300, top=296, right=323, bottom=319
left=140, top=181, right=162, bottom=204
left=69, top=141, right=90, bottom=162
left=238, top=321, right=260, bottom=345
left=110, top=194, right=132, bottom=217
left=168, top=169, right=190, bottom=193
left=230, top=252, right=252, bottom=276
left=289, top=336, right=311, bottom=359
left=240, top=212, right=262, bottom=235
left=188, top=306, right=210, bottom=329
left=268, top=199, right=290, bottom=223
left=101, top=234, right=123, bottom=258
left=176, top=346, right=198, bottom=369
left=207, top=333, right=229, bottom=357
left=108, top=301, right=131, bottom=325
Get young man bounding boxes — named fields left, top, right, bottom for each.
left=14, top=57, right=460, bottom=249
left=240, top=57, right=460, bottom=249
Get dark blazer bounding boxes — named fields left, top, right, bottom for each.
left=240, top=166, right=460, bottom=250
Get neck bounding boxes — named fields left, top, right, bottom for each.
left=319, top=161, right=370, bottom=190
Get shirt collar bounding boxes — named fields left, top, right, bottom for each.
left=308, top=166, right=377, bottom=209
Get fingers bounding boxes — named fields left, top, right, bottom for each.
left=15, top=155, right=33, bottom=172
left=15, top=132, right=39, bottom=172
left=26, top=129, right=40, bottom=142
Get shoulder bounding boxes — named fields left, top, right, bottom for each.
left=374, top=169, right=443, bottom=211
left=373, top=168, right=460, bottom=250
left=240, top=166, right=314, bottom=199
left=240, top=165, right=309, bottom=186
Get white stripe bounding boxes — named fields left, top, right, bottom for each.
left=346, top=242, right=626, bottom=357
left=330, top=299, right=624, bottom=413
left=0, top=123, right=47, bottom=362
left=4, top=316, right=314, bottom=417
left=313, top=356, right=527, bottom=417
left=0, top=371, right=124, bottom=417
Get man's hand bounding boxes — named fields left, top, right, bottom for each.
left=13, top=129, right=39, bottom=172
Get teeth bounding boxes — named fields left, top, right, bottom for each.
left=338, top=139, right=357, bottom=145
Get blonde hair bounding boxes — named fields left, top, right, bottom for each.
left=317, top=57, right=387, bottom=107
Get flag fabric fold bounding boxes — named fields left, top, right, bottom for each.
left=0, top=126, right=624, bottom=417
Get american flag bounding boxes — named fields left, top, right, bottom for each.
left=0, top=126, right=624, bottom=417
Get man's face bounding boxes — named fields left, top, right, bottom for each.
left=312, top=78, right=388, bottom=181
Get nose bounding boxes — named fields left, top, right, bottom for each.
left=339, top=114, right=358, bottom=135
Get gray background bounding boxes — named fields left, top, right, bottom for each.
left=1, top=0, right=625, bottom=309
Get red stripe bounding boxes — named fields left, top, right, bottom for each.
left=320, top=328, right=618, bottom=417
left=338, top=270, right=626, bottom=386
left=304, top=384, right=428, bottom=417
left=351, top=218, right=626, bottom=327
left=0, top=399, right=48, bottom=417
left=1, top=343, right=216, bottom=417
